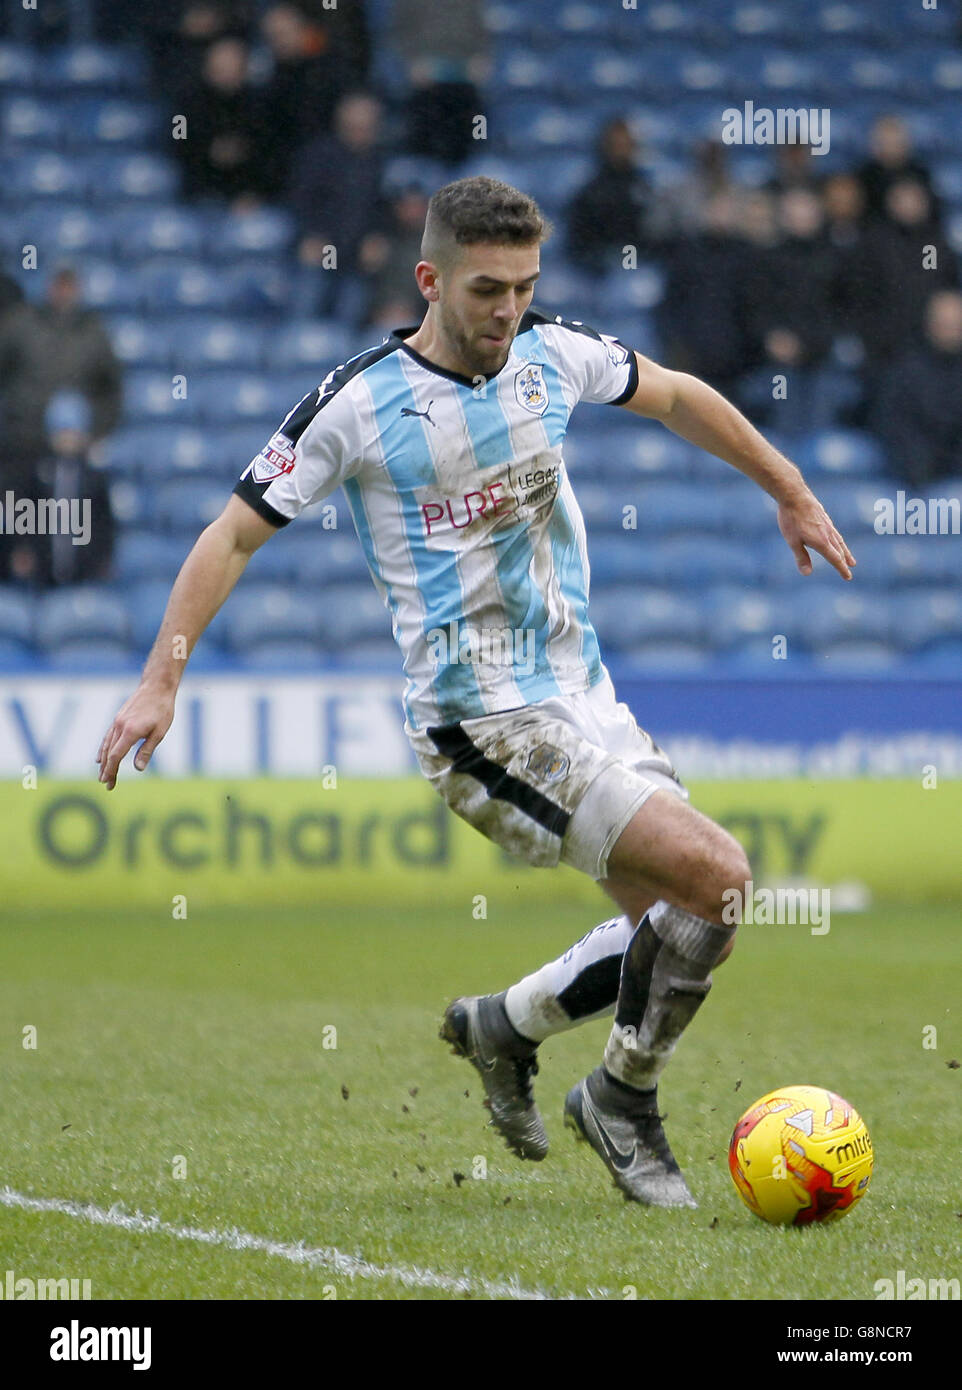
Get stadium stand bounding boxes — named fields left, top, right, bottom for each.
left=1, top=1, right=960, bottom=677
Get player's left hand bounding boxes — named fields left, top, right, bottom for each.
left=777, top=490, right=855, bottom=581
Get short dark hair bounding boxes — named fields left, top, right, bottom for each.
left=421, top=176, right=552, bottom=267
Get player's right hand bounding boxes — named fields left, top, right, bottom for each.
left=97, top=685, right=175, bottom=790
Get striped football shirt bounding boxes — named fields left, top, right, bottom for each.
left=234, top=308, right=639, bottom=731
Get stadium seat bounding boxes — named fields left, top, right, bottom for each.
left=92, top=152, right=180, bottom=202
left=224, top=585, right=323, bottom=650
left=10, top=149, right=88, bottom=199
left=316, top=584, right=393, bottom=649
left=794, top=589, right=893, bottom=647
left=591, top=586, right=706, bottom=647
left=178, top=320, right=266, bottom=371
left=910, top=639, right=962, bottom=675
left=237, top=640, right=324, bottom=672
left=0, top=587, right=35, bottom=645
left=113, top=530, right=190, bottom=583
left=111, top=206, right=206, bottom=258
left=0, top=42, right=37, bottom=87
left=616, top=641, right=714, bottom=672
left=154, top=479, right=230, bottom=532
left=212, top=208, right=296, bottom=259
left=47, top=639, right=139, bottom=672
left=703, top=586, right=783, bottom=652
left=1, top=95, right=65, bottom=144
left=62, top=96, right=158, bottom=148
left=47, top=43, right=146, bottom=92
left=105, top=316, right=175, bottom=369
left=35, top=586, right=132, bottom=651
left=0, top=637, right=36, bottom=671
left=817, top=640, right=903, bottom=671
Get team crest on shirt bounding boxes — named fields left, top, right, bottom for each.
left=514, top=363, right=549, bottom=416
left=526, top=742, right=570, bottom=783
left=250, top=431, right=296, bottom=484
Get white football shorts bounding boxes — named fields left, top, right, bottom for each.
left=407, top=671, right=688, bottom=881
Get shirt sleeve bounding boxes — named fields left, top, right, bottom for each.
left=544, top=317, right=640, bottom=407
left=232, top=378, right=362, bottom=527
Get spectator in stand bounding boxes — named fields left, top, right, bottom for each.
left=856, top=114, right=937, bottom=224
left=365, top=185, right=431, bottom=330
left=260, top=0, right=369, bottom=176
left=747, top=187, right=836, bottom=373
left=0, top=266, right=122, bottom=471
left=738, top=188, right=838, bottom=432
left=657, top=191, right=759, bottom=398
left=650, top=139, right=746, bottom=240
left=117, top=3, right=255, bottom=88
left=174, top=36, right=276, bottom=203
left=766, top=142, right=822, bottom=197
left=871, top=289, right=962, bottom=490
left=391, top=0, right=490, bottom=167
left=566, top=117, right=654, bottom=275
left=288, top=91, right=389, bottom=324
left=857, top=177, right=959, bottom=366
left=2, top=393, right=115, bottom=588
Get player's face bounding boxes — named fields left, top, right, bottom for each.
left=438, top=242, right=540, bottom=376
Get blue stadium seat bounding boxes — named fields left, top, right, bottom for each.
left=111, top=207, right=206, bottom=258
left=127, top=579, right=180, bottom=651
left=139, top=260, right=232, bottom=313
left=26, top=202, right=112, bottom=256
left=910, top=639, right=962, bottom=675
left=616, top=641, right=715, bottom=672
left=10, top=150, right=88, bottom=199
left=817, top=640, right=902, bottom=672
left=237, top=640, right=324, bottom=671
left=178, top=320, right=266, bottom=371
left=108, top=478, right=155, bottom=528
left=316, top=584, right=393, bottom=648
left=1, top=95, right=65, bottom=144
left=35, top=585, right=132, bottom=650
left=652, top=535, right=763, bottom=585
left=591, top=586, right=705, bottom=647
left=155, top=479, right=229, bottom=532
left=800, top=430, right=887, bottom=478
left=113, top=530, right=189, bottom=583
left=78, top=259, right=145, bottom=312
left=622, top=430, right=695, bottom=478
left=47, top=43, right=147, bottom=91
left=270, top=321, right=356, bottom=372
left=794, top=588, right=893, bottom=647
left=0, top=638, right=37, bottom=671
left=595, top=265, right=665, bottom=314
left=703, top=586, right=783, bottom=651
left=93, top=152, right=179, bottom=202
left=0, top=587, right=35, bottom=644
left=0, top=42, right=37, bottom=86
left=587, top=535, right=667, bottom=584
left=212, top=208, right=295, bottom=259
left=619, top=482, right=727, bottom=534
left=333, top=637, right=399, bottom=670
left=245, top=530, right=367, bottom=584
left=891, top=590, right=962, bottom=651
left=729, top=3, right=802, bottom=44
left=224, top=585, right=322, bottom=650
left=190, top=372, right=287, bottom=424
left=46, top=640, right=139, bottom=672
left=124, top=370, right=198, bottom=424
left=224, top=262, right=293, bottom=314
left=105, top=316, right=174, bottom=369
left=62, top=97, right=158, bottom=148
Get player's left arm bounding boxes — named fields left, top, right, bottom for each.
left=620, top=351, right=855, bottom=581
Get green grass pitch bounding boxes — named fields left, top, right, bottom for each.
left=1, top=898, right=959, bottom=1301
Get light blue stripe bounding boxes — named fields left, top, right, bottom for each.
left=363, top=354, right=483, bottom=725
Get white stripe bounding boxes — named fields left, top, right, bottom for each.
left=0, top=1186, right=552, bottom=1301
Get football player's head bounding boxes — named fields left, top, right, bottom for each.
left=415, top=177, right=551, bottom=376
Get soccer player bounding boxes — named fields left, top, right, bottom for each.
left=97, top=177, right=854, bottom=1208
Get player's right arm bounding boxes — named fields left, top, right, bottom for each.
left=97, top=495, right=278, bottom=790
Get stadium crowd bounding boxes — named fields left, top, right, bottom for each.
left=2, top=0, right=961, bottom=598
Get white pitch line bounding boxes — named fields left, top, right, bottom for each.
left=0, top=1187, right=552, bottom=1301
